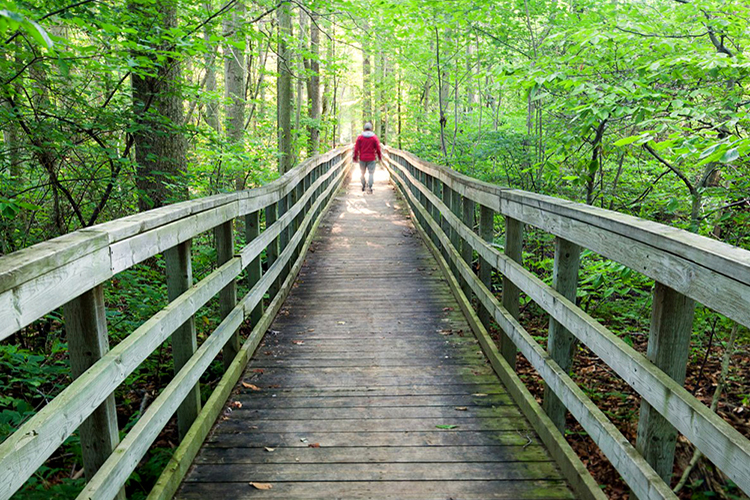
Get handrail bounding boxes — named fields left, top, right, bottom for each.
left=384, top=146, right=750, bottom=499
left=0, top=147, right=353, bottom=500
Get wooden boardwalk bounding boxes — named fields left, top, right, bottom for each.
left=176, top=168, right=575, bottom=499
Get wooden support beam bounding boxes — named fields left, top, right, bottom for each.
left=215, top=220, right=239, bottom=371
left=542, top=238, right=581, bottom=432
left=245, top=211, right=263, bottom=326
left=478, top=205, right=494, bottom=330
left=461, top=196, right=476, bottom=300
left=266, top=202, right=279, bottom=298
left=164, top=240, right=201, bottom=442
left=501, top=217, right=524, bottom=368
left=635, top=282, right=695, bottom=487
left=63, top=286, right=126, bottom=500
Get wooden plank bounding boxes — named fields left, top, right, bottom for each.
left=177, top=480, right=573, bottom=500
left=499, top=194, right=750, bottom=330
left=165, top=239, right=201, bottom=442
left=185, top=461, right=564, bottom=482
left=0, top=229, right=108, bottom=293
left=0, top=246, right=112, bottom=342
left=205, top=429, right=540, bottom=448
left=233, top=394, right=514, bottom=409
left=62, top=286, right=125, bottom=500
left=110, top=202, right=239, bottom=273
left=0, top=257, right=241, bottom=500
left=478, top=204, right=494, bottom=330
left=244, top=211, right=263, bottom=326
left=215, top=220, right=239, bottom=371
left=193, top=445, right=551, bottom=464
left=542, top=238, right=580, bottom=433
left=501, top=216, right=523, bottom=368
left=228, top=406, right=523, bottom=420
left=635, top=282, right=695, bottom=486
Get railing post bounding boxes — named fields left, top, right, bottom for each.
left=501, top=217, right=524, bottom=368
left=245, top=210, right=263, bottom=325
left=635, top=282, right=695, bottom=487
left=478, top=205, right=494, bottom=329
left=164, top=240, right=201, bottom=441
left=449, top=188, right=462, bottom=281
left=426, top=175, right=438, bottom=246
left=542, top=237, right=581, bottom=432
left=266, top=202, right=279, bottom=298
left=63, top=286, right=126, bottom=500
left=215, top=220, right=238, bottom=371
left=461, top=195, right=475, bottom=299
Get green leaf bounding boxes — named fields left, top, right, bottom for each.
left=720, top=148, right=739, bottom=163
left=436, top=424, right=458, bottom=430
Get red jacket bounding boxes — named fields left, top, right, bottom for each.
left=353, top=132, right=382, bottom=162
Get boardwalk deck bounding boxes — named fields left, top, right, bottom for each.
left=175, top=168, right=575, bottom=499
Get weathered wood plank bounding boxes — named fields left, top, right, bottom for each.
left=177, top=479, right=574, bottom=500
left=193, top=445, right=551, bottom=464
left=542, top=238, right=580, bottom=433
left=62, top=286, right=125, bottom=500
left=635, top=282, right=695, bottom=487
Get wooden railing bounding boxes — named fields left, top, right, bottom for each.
left=0, top=147, right=352, bottom=500
left=384, top=147, right=750, bottom=500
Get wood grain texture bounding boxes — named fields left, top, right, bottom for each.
left=175, top=170, right=574, bottom=500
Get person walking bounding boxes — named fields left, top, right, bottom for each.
left=353, top=122, right=382, bottom=194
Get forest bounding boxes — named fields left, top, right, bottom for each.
left=0, top=0, right=748, bottom=498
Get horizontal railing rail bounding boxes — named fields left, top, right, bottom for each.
left=0, top=147, right=352, bottom=500
left=384, top=146, right=750, bottom=500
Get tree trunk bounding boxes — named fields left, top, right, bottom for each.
left=131, top=0, right=187, bottom=211
left=224, top=0, right=246, bottom=189
left=277, top=2, right=293, bottom=173
left=307, top=11, right=321, bottom=154
left=362, top=18, right=372, bottom=123
left=203, top=5, right=220, bottom=133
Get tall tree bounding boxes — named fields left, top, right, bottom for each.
left=277, top=1, right=293, bottom=173
left=224, top=0, right=246, bottom=188
left=131, top=0, right=187, bottom=211
left=306, top=11, right=321, bottom=154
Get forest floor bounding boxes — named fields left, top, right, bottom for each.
left=506, top=314, right=750, bottom=500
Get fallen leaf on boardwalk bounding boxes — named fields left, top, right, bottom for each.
left=438, top=329, right=452, bottom=335
left=230, top=401, right=242, bottom=408
left=307, top=443, right=320, bottom=448
left=337, top=321, right=346, bottom=325
left=292, top=340, right=305, bottom=345
left=300, top=438, right=309, bottom=443
left=307, top=328, right=315, bottom=332
left=472, top=393, right=488, bottom=397
left=242, top=382, right=261, bottom=391
left=252, top=368, right=265, bottom=373
left=442, top=307, right=453, bottom=312
left=454, top=407, right=468, bottom=411
left=264, top=447, right=276, bottom=452
left=249, top=482, right=273, bottom=490
left=436, top=424, right=459, bottom=429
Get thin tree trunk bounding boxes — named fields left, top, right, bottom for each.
left=306, top=11, right=321, bottom=154
left=277, top=2, right=293, bottom=173
left=362, top=18, right=372, bottom=122
left=224, top=0, right=246, bottom=189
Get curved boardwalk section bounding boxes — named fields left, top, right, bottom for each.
left=175, top=169, right=575, bottom=499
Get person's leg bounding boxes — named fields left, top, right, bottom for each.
left=359, top=161, right=367, bottom=190
left=367, top=161, right=376, bottom=190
